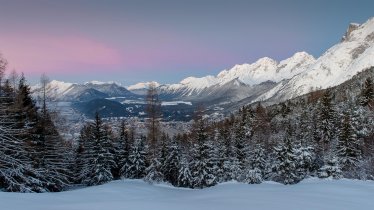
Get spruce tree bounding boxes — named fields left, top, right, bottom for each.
left=336, top=109, right=361, bottom=174
left=163, top=138, right=181, bottom=186
left=233, top=108, right=250, bottom=181
left=318, top=156, right=342, bottom=179
left=316, top=89, right=337, bottom=155
left=359, top=77, right=374, bottom=107
left=0, top=89, right=45, bottom=192
left=272, top=125, right=299, bottom=184
left=127, top=136, right=147, bottom=179
left=250, top=144, right=267, bottom=178
left=178, top=155, right=193, bottom=188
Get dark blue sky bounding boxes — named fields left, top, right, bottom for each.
left=0, top=0, right=373, bottom=84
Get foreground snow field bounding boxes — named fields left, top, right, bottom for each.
left=1, top=178, right=373, bottom=210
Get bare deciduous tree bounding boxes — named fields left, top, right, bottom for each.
left=40, top=73, right=50, bottom=117
left=9, top=69, right=19, bottom=96
left=145, top=82, right=162, bottom=158
left=0, top=53, right=8, bottom=94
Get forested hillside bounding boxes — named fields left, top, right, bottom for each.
left=0, top=54, right=373, bottom=192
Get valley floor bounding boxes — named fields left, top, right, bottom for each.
left=1, top=178, right=373, bottom=210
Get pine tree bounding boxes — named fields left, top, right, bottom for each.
left=178, top=155, right=193, bottom=188
left=233, top=108, right=250, bottom=181
left=316, top=89, right=337, bottom=155
left=79, top=113, right=116, bottom=186
left=75, top=125, right=95, bottom=184
left=336, top=109, right=361, bottom=174
left=272, top=125, right=299, bottom=185
left=0, top=91, right=45, bottom=192
left=359, top=77, right=374, bottom=107
left=37, top=110, right=71, bottom=191
left=189, top=114, right=217, bottom=188
left=119, top=123, right=135, bottom=179
left=113, top=120, right=132, bottom=179
left=163, top=138, right=181, bottom=186
left=213, top=128, right=226, bottom=183
left=318, top=156, right=342, bottom=179
left=144, top=157, right=164, bottom=184
left=190, top=141, right=217, bottom=188
left=250, top=144, right=267, bottom=178
left=242, top=168, right=263, bottom=184
left=296, top=145, right=315, bottom=178
left=127, top=136, right=147, bottom=179
left=223, top=126, right=241, bottom=181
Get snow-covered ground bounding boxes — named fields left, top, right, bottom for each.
left=1, top=178, right=373, bottom=210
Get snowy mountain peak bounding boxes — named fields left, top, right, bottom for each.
left=85, top=81, right=120, bottom=86
left=45, top=80, right=75, bottom=95
left=254, top=57, right=278, bottom=66
left=255, top=17, right=374, bottom=103
left=276, top=52, right=315, bottom=75
left=342, top=23, right=360, bottom=42
left=179, top=75, right=218, bottom=89
left=127, top=81, right=160, bottom=90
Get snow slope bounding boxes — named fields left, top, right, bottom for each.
left=1, top=179, right=373, bottom=210
left=257, top=17, right=374, bottom=102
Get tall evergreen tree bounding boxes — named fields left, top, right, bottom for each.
left=0, top=87, right=45, bottom=192
left=163, top=138, right=181, bottom=186
left=178, top=155, right=193, bottom=188
left=127, top=136, right=147, bottom=179
left=359, top=77, right=374, bottom=107
left=89, top=113, right=116, bottom=185
left=272, top=125, right=299, bottom=185
left=316, top=89, right=337, bottom=155
left=336, top=109, right=361, bottom=175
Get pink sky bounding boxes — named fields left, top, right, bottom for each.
left=0, top=33, right=123, bottom=75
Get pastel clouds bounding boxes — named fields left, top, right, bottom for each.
left=0, top=33, right=122, bottom=75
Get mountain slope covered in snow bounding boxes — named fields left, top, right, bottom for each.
left=129, top=17, right=374, bottom=106
left=256, top=18, right=374, bottom=103
left=35, top=81, right=138, bottom=102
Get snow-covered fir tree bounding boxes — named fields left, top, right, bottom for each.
left=177, top=155, right=193, bottom=188
left=86, top=113, right=116, bottom=186
left=233, top=108, right=251, bottom=182
left=272, top=125, right=300, bottom=185
left=249, top=144, right=267, bottom=180
left=127, top=136, right=148, bottom=179
left=114, top=120, right=133, bottom=179
left=189, top=112, right=217, bottom=188
left=318, top=156, right=342, bottom=179
left=359, top=77, right=374, bottom=107
left=0, top=86, right=45, bottom=192
left=144, top=158, right=164, bottom=184
left=163, top=138, right=181, bottom=186
left=336, top=108, right=361, bottom=175
left=296, top=145, right=315, bottom=178
left=316, top=89, right=337, bottom=155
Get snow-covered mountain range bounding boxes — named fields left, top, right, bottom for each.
left=156, top=51, right=314, bottom=97
left=39, top=17, right=374, bottom=117
left=34, top=80, right=137, bottom=102
left=256, top=18, right=374, bottom=103
left=129, top=17, right=374, bottom=105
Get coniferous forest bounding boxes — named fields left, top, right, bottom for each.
left=0, top=55, right=373, bottom=192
